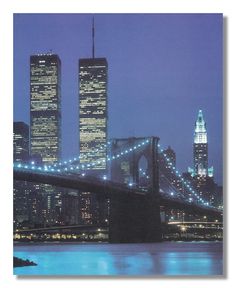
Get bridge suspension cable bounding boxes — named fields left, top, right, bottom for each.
left=157, top=143, right=214, bottom=208
left=14, top=139, right=150, bottom=173
left=13, top=138, right=220, bottom=210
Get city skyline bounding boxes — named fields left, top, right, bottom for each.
left=13, top=13, right=223, bottom=184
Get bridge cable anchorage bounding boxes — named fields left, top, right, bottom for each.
left=14, top=139, right=150, bottom=177
left=157, top=143, right=218, bottom=209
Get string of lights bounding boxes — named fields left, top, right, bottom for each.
left=13, top=138, right=217, bottom=209
left=157, top=143, right=211, bottom=207
left=13, top=139, right=150, bottom=173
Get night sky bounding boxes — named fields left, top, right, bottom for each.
left=13, top=14, right=223, bottom=185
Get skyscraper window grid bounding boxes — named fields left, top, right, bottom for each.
left=79, top=58, right=108, bottom=171
left=30, top=54, right=61, bottom=164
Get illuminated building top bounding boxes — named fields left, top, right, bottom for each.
left=189, top=109, right=213, bottom=177
left=194, top=109, right=207, bottom=144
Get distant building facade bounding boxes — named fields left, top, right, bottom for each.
left=13, top=122, right=30, bottom=228
left=13, top=122, right=29, bottom=162
left=159, top=146, right=176, bottom=187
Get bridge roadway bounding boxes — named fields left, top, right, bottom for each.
left=14, top=168, right=222, bottom=218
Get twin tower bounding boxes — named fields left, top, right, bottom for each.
left=30, top=53, right=108, bottom=172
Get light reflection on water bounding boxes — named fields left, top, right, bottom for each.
left=14, top=241, right=223, bottom=276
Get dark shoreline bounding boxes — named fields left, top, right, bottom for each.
left=14, top=256, right=37, bottom=268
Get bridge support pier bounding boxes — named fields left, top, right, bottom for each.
left=109, top=193, right=162, bottom=243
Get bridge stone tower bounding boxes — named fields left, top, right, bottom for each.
left=109, top=137, right=162, bottom=243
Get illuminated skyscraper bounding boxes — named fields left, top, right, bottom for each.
left=30, top=54, right=62, bottom=225
left=189, top=109, right=213, bottom=177
left=30, top=54, right=61, bottom=164
left=79, top=57, right=108, bottom=171
left=78, top=20, right=108, bottom=225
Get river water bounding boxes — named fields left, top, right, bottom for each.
left=13, top=241, right=223, bottom=276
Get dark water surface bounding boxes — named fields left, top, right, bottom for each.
left=14, top=241, right=223, bottom=276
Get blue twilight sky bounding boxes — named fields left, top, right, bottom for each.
left=13, top=14, right=223, bottom=185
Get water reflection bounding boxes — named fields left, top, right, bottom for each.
left=14, top=242, right=223, bottom=276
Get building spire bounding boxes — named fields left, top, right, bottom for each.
left=92, top=17, right=95, bottom=58
left=194, top=109, right=207, bottom=143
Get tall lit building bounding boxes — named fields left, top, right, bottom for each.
left=79, top=57, right=108, bottom=171
left=78, top=21, right=108, bottom=225
left=189, top=109, right=213, bottom=177
left=187, top=109, right=215, bottom=205
left=13, top=122, right=29, bottom=162
left=30, top=54, right=62, bottom=225
left=30, top=54, right=61, bottom=164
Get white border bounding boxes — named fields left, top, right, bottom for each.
left=0, top=1, right=235, bottom=287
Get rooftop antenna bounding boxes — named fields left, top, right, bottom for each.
left=92, top=17, right=95, bottom=58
